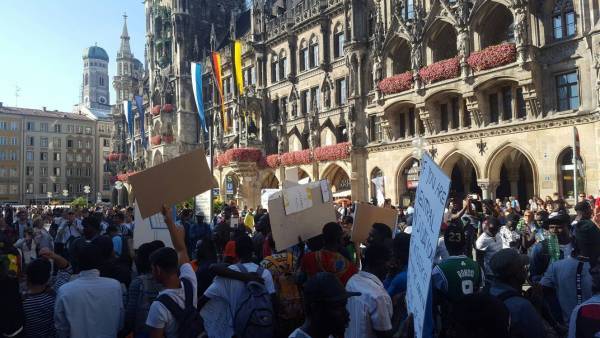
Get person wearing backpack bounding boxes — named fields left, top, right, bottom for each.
left=261, top=236, right=303, bottom=337
left=199, top=233, right=276, bottom=338
left=123, top=241, right=165, bottom=338
left=489, top=248, right=546, bottom=338
left=145, top=206, right=202, bottom=338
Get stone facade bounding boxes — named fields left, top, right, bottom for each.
left=119, top=0, right=600, bottom=208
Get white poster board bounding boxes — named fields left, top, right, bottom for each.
left=195, top=190, right=212, bottom=218
left=406, top=154, right=450, bottom=338
left=371, top=176, right=386, bottom=206
left=261, top=189, right=280, bottom=211
left=282, top=184, right=314, bottom=215
left=133, top=204, right=174, bottom=248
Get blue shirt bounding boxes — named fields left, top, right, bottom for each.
left=54, top=269, right=124, bottom=338
left=385, top=269, right=433, bottom=338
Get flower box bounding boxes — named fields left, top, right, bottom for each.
left=106, top=153, right=127, bottom=162
left=314, top=142, right=351, bottom=162
left=150, top=105, right=161, bottom=116
left=266, top=154, right=281, bottom=168
left=378, top=71, right=414, bottom=95
left=418, top=57, right=460, bottom=84
left=216, top=148, right=263, bottom=167
left=467, top=43, right=516, bottom=72
left=162, top=135, right=175, bottom=144
left=163, top=104, right=175, bottom=113
left=280, top=149, right=312, bottom=166
left=151, top=135, right=162, bottom=145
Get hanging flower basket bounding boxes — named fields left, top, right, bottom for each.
left=378, top=71, right=414, bottom=95
left=266, top=154, right=281, bottom=168
left=418, top=57, right=460, bottom=84
left=162, top=104, right=175, bottom=113
left=314, top=142, right=351, bottom=162
left=467, top=43, right=517, bottom=72
left=151, top=105, right=161, bottom=116
left=106, top=153, right=128, bottom=162
left=117, top=171, right=138, bottom=182
left=151, top=135, right=162, bottom=145
left=162, top=135, right=175, bottom=144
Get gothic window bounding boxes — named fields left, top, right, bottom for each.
left=299, top=40, right=309, bottom=72
left=278, top=50, right=287, bottom=81
left=99, top=76, right=105, bottom=87
left=309, top=36, right=319, bottom=69
left=301, top=90, right=309, bottom=115
left=501, top=86, right=512, bottom=121
left=552, top=0, right=576, bottom=40
left=489, top=93, right=499, bottom=123
left=401, top=0, right=415, bottom=20
left=84, top=74, right=88, bottom=86
left=335, top=78, right=347, bottom=105
left=369, top=115, right=383, bottom=142
left=556, top=71, right=579, bottom=111
left=516, top=88, right=526, bottom=119
left=271, top=54, right=279, bottom=83
left=333, top=25, right=345, bottom=59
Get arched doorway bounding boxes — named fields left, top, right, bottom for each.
left=557, top=147, right=584, bottom=200
left=322, top=164, right=351, bottom=197
left=441, top=152, right=481, bottom=200
left=261, top=172, right=280, bottom=189
left=397, top=157, right=419, bottom=207
left=487, top=146, right=536, bottom=206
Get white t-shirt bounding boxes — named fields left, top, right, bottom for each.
left=201, top=262, right=276, bottom=338
left=145, top=263, right=198, bottom=338
left=345, top=271, right=393, bottom=338
left=475, top=232, right=503, bottom=275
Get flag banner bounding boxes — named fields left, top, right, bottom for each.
left=233, top=40, right=244, bottom=95
left=211, top=52, right=227, bottom=131
left=123, top=100, right=134, bottom=136
left=134, top=96, right=147, bottom=149
left=191, top=62, right=208, bottom=133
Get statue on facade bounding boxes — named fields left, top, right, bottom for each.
left=594, top=52, right=600, bottom=106
left=513, top=7, right=527, bottom=47
left=346, top=54, right=359, bottom=97
left=409, top=17, right=424, bottom=73
left=322, top=79, right=332, bottom=109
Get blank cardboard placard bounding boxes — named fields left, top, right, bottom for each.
left=128, top=148, right=218, bottom=219
left=133, top=204, right=173, bottom=249
left=352, top=203, right=398, bottom=244
left=269, top=181, right=336, bottom=250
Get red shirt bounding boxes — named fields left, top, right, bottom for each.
left=300, top=249, right=357, bottom=285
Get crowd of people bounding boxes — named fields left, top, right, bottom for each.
left=0, top=190, right=599, bottom=338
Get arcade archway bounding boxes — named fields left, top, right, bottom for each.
left=487, top=145, right=536, bottom=206
left=322, top=164, right=351, bottom=197
left=441, top=151, right=481, bottom=200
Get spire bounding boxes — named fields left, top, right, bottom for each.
left=119, top=12, right=131, bottom=57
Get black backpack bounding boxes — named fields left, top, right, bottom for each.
left=157, top=277, right=203, bottom=338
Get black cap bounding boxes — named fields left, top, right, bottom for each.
left=575, top=201, right=592, bottom=212
left=304, top=272, right=360, bottom=303
left=490, top=249, right=529, bottom=278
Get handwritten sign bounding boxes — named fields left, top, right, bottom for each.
left=406, top=154, right=450, bottom=338
left=282, top=184, right=314, bottom=215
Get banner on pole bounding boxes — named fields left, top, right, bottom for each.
left=191, top=62, right=208, bottom=133
left=406, top=154, right=450, bottom=338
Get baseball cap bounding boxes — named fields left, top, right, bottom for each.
left=490, top=249, right=529, bottom=278
left=304, top=272, right=360, bottom=303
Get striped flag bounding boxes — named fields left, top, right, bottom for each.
left=191, top=62, right=208, bottom=133
left=134, top=96, right=147, bottom=149
left=123, top=100, right=135, bottom=157
left=211, top=51, right=227, bottom=131
left=233, top=40, right=244, bottom=95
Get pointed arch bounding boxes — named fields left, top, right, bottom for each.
left=396, top=155, right=420, bottom=206
left=485, top=143, right=538, bottom=204
left=321, top=163, right=351, bottom=194
left=440, top=150, right=482, bottom=199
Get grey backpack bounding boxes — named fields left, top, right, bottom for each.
left=233, top=264, right=274, bottom=338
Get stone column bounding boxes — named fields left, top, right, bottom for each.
left=508, top=174, right=520, bottom=197
left=477, top=179, right=499, bottom=200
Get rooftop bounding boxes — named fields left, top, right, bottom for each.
left=0, top=105, right=94, bottom=121
left=83, top=45, right=109, bottom=62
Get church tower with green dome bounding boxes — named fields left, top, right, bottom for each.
left=82, top=44, right=110, bottom=111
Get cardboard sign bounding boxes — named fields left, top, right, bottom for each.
left=351, top=202, right=398, bottom=245
left=406, top=154, right=450, bottom=338
left=269, top=181, right=336, bottom=250
left=282, top=184, right=314, bottom=215
left=128, top=148, right=218, bottom=219
left=133, top=204, right=174, bottom=249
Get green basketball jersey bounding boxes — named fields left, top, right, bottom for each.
left=436, top=255, right=482, bottom=302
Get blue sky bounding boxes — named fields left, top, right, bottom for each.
left=0, top=1, right=145, bottom=112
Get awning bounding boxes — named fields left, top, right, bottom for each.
left=332, top=190, right=351, bottom=198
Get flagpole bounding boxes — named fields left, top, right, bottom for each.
left=573, top=127, right=578, bottom=201
left=209, top=26, right=217, bottom=227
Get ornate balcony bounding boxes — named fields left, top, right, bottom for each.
left=467, top=43, right=517, bottom=72
left=418, top=57, right=460, bottom=84
left=378, top=72, right=414, bottom=95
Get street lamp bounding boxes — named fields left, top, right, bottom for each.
left=84, top=185, right=91, bottom=207
left=47, top=192, right=53, bottom=206
left=62, top=189, right=69, bottom=203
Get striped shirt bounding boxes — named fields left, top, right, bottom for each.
left=22, top=266, right=72, bottom=338
left=345, top=271, right=393, bottom=338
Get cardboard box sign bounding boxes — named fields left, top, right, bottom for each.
left=269, top=181, right=336, bottom=251
left=351, top=202, right=398, bottom=245
left=128, top=148, right=218, bottom=219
